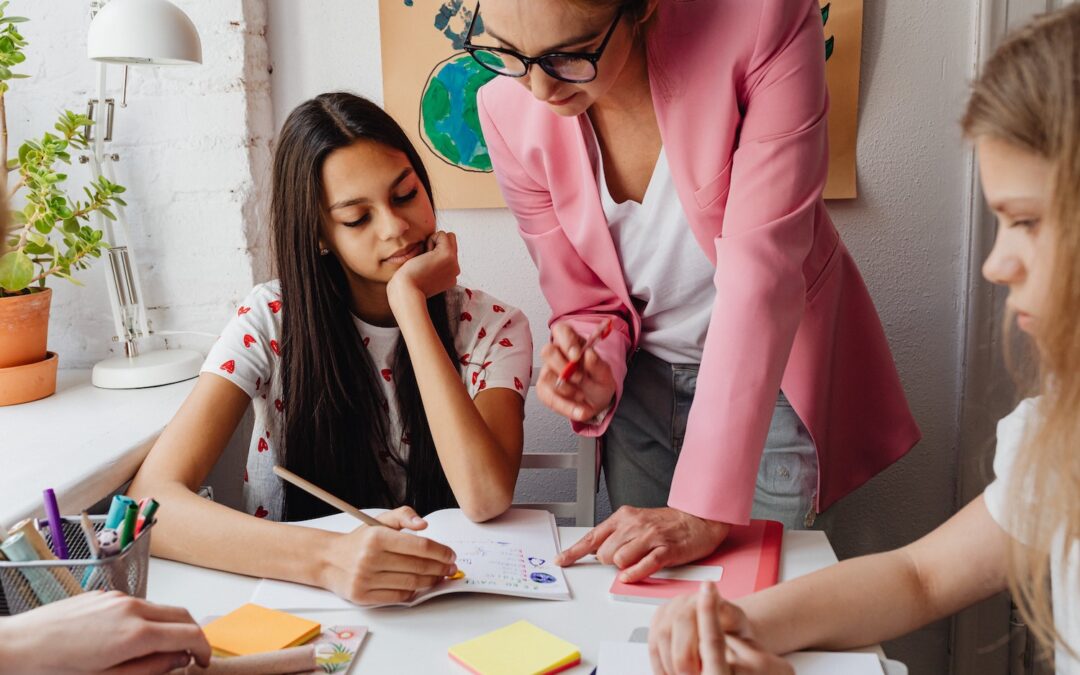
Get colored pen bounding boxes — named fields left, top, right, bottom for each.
left=555, top=318, right=614, bottom=389
left=134, top=498, right=159, bottom=536
left=105, top=495, right=137, bottom=529
left=42, top=488, right=69, bottom=559
left=118, top=503, right=138, bottom=549
left=272, top=466, right=388, bottom=528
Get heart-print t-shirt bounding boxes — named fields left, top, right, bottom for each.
left=201, top=281, right=533, bottom=521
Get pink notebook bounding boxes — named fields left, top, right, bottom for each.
left=609, top=520, right=783, bottom=604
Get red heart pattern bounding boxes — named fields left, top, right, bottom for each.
left=254, top=506, right=268, bottom=518
left=478, top=327, right=487, bottom=339
left=363, top=337, right=370, bottom=348
left=243, top=334, right=256, bottom=348
left=459, top=353, right=471, bottom=366
left=274, top=399, right=284, bottom=412
left=493, top=305, right=505, bottom=313
left=465, top=288, right=473, bottom=299
left=514, top=377, right=524, bottom=391
left=268, top=300, right=282, bottom=313
left=471, top=371, right=479, bottom=385
left=499, top=338, right=513, bottom=347
left=257, top=437, right=268, bottom=453
left=460, top=311, right=473, bottom=322
left=381, top=369, right=393, bottom=382
left=478, top=380, right=487, bottom=390
left=220, top=360, right=235, bottom=374
left=270, top=340, right=280, bottom=356
left=237, top=306, right=251, bottom=316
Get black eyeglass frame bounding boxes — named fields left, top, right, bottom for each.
left=463, top=2, right=624, bottom=84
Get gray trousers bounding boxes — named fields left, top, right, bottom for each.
left=602, top=350, right=819, bottom=529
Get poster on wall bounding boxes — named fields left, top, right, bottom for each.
left=379, top=1, right=864, bottom=208
left=821, top=0, right=865, bottom=200
left=379, top=0, right=503, bottom=209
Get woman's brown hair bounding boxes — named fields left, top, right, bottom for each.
left=962, top=4, right=1080, bottom=663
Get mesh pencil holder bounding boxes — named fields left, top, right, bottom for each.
left=0, top=515, right=154, bottom=616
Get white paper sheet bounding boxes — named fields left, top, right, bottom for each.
left=649, top=564, right=724, bottom=582
left=597, top=642, right=886, bottom=675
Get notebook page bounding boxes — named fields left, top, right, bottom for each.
left=404, top=508, right=570, bottom=605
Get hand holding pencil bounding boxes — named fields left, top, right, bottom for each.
left=537, top=319, right=619, bottom=424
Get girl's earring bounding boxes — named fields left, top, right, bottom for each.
left=319, top=247, right=330, bottom=256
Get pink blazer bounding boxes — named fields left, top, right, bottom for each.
left=477, top=0, right=920, bottom=525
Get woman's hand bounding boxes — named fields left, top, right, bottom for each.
left=387, top=231, right=460, bottom=307
left=319, top=506, right=458, bottom=605
left=650, top=583, right=793, bottom=675
left=537, top=322, right=617, bottom=423
left=0, top=591, right=210, bottom=675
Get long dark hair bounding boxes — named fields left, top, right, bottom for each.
left=271, top=92, right=458, bottom=520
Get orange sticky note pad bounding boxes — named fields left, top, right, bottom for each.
left=203, top=603, right=321, bottom=657
left=449, top=620, right=580, bottom=675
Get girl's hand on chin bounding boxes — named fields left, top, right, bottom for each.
left=387, top=230, right=460, bottom=305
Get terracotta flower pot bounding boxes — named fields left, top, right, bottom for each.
left=0, top=287, right=57, bottom=405
left=0, top=287, right=51, bottom=369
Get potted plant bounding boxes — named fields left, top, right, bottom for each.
left=0, top=3, right=126, bottom=405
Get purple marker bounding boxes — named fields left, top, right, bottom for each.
left=42, top=488, right=69, bottom=559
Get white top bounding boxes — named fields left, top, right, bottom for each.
left=984, top=398, right=1079, bottom=673
left=201, top=281, right=533, bottom=521
left=594, top=143, right=716, bottom=364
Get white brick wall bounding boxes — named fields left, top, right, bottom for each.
left=7, top=0, right=271, bottom=365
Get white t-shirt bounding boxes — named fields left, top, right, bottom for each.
left=984, top=398, right=1079, bottom=673
left=201, top=281, right=533, bottom=521
left=593, top=140, right=716, bottom=364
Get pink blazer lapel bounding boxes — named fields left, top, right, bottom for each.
left=545, top=114, right=635, bottom=316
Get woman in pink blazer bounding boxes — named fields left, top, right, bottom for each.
left=472, top=0, right=920, bottom=581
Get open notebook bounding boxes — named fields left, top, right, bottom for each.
left=251, top=508, right=570, bottom=609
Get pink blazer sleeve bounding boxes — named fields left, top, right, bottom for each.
left=668, top=0, right=831, bottom=524
left=477, top=94, right=632, bottom=436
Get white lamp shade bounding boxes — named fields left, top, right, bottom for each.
left=88, top=0, right=202, bottom=65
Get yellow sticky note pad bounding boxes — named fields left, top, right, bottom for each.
left=449, top=620, right=580, bottom=675
left=203, top=603, right=321, bottom=657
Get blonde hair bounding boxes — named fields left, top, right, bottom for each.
left=962, top=4, right=1080, bottom=663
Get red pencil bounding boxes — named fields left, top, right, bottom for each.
left=556, top=319, right=614, bottom=388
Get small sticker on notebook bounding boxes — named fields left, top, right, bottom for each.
left=649, top=565, right=725, bottom=582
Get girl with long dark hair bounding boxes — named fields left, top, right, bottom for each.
left=128, top=93, right=532, bottom=606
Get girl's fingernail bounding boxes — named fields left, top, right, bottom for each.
left=172, top=654, right=192, bottom=669
left=573, top=407, right=583, bottom=420
left=412, top=516, right=424, bottom=525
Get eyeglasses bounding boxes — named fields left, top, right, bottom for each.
left=463, top=2, right=623, bottom=84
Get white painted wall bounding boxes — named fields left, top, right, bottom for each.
left=11, top=1, right=985, bottom=672
left=6, top=0, right=272, bottom=367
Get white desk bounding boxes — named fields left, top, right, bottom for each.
left=148, top=528, right=885, bottom=673
left=0, top=370, right=195, bottom=528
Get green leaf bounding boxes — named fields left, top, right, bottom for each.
left=99, top=206, right=116, bottom=220
left=0, top=250, right=33, bottom=292
left=24, top=241, right=51, bottom=256
left=0, top=16, right=29, bottom=24
left=33, top=219, right=51, bottom=234
left=7, top=157, right=18, bottom=170
left=62, top=217, right=78, bottom=233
